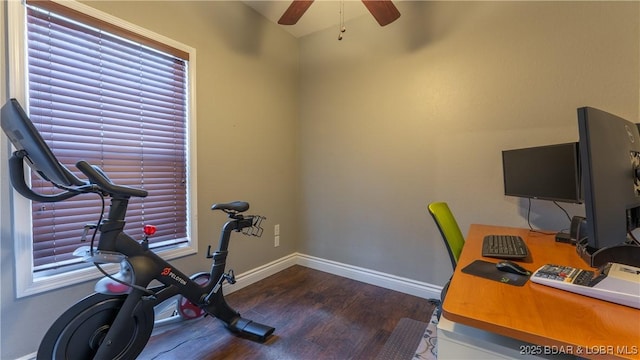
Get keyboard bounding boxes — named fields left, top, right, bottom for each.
left=481, top=234, right=529, bottom=259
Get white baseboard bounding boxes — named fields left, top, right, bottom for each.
left=224, top=252, right=299, bottom=294
left=228, top=252, right=443, bottom=300
left=14, top=354, right=35, bottom=360
left=294, top=253, right=443, bottom=299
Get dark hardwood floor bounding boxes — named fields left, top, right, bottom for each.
left=138, top=265, right=437, bottom=360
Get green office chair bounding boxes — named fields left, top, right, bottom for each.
left=428, top=202, right=465, bottom=270
left=428, top=201, right=465, bottom=319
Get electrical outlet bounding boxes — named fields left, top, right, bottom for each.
left=274, top=224, right=280, bottom=236
left=274, top=235, right=280, bottom=247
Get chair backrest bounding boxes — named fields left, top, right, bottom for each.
left=428, top=202, right=465, bottom=270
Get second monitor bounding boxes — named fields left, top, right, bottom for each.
left=502, top=142, right=581, bottom=204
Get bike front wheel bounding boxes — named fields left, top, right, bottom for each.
left=37, top=293, right=154, bottom=360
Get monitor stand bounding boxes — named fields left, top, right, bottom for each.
left=576, top=238, right=640, bottom=268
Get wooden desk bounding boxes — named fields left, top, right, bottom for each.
left=441, top=224, right=640, bottom=359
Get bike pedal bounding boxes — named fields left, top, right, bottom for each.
left=225, top=269, right=236, bottom=284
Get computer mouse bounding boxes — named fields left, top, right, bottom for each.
left=496, top=260, right=531, bottom=276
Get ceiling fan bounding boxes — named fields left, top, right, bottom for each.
left=278, top=0, right=401, bottom=27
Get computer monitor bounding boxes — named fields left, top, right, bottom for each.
left=577, top=106, right=640, bottom=267
left=502, top=142, right=581, bottom=204
left=1, top=98, right=83, bottom=186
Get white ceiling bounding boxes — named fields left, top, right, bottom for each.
left=243, top=0, right=373, bottom=38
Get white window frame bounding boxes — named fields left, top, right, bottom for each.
left=6, top=0, right=198, bottom=298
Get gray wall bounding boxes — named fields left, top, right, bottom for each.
left=1, top=1, right=299, bottom=358
left=1, top=1, right=639, bottom=358
left=298, top=1, right=639, bottom=285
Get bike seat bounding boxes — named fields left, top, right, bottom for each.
left=211, top=201, right=249, bottom=213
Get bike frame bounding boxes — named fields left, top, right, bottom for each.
left=1, top=98, right=274, bottom=359
left=91, top=195, right=271, bottom=359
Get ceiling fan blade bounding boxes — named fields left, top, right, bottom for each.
left=361, top=0, right=401, bottom=26
left=278, top=0, right=315, bottom=25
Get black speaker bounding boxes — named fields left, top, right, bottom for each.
left=570, top=216, right=587, bottom=243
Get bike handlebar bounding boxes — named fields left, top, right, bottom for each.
left=7, top=150, right=148, bottom=202
left=9, top=153, right=82, bottom=202
left=76, top=160, right=148, bottom=198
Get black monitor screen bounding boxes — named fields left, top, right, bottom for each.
left=502, top=142, right=581, bottom=204
left=578, top=106, right=640, bottom=250
left=1, top=99, right=83, bottom=186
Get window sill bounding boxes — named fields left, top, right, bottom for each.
left=18, top=243, right=196, bottom=298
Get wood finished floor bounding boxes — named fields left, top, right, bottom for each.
left=138, top=265, right=437, bottom=360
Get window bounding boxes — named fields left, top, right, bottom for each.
left=7, top=0, right=197, bottom=297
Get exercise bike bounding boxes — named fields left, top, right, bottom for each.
left=1, top=99, right=275, bottom=359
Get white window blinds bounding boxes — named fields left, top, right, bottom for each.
left=26, top=4, right=189, bottom=272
